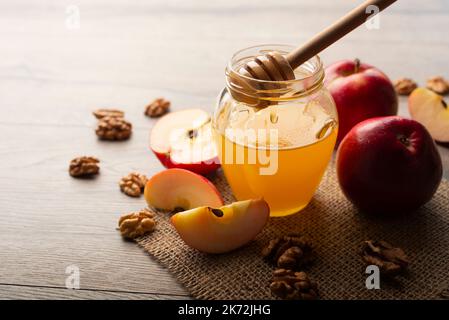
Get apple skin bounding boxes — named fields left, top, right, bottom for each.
left=336, top=116, right=442, bottom=214
left=153, top=151, right=221, bottom=176
left=325, top=59, right=398, bottom=145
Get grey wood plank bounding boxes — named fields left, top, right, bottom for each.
left=0, top=0, right=448, bottom=298
left=0, top=123, right=188, bottom=295
left=0, top=284, right=188, bottom=300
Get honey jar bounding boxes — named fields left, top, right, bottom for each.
left=213, top=45, right=338, bottom=216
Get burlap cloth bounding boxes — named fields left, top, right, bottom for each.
left=137, top=163, right=449, bottom=300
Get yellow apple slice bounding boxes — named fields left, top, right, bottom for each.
left=171, top=199, right=270, bottom=254
left=409, top=88, right=449, bottom=142
left=144, top=168, right=224, bottom=211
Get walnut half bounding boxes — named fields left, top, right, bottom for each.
left=361, top=240, right=409, bottom=276
left=270, top=269, right=319, bottom=300
left=394, top=78, right=417, bottom=95
left=118, top=208, right=156, bottom=239
left=119, top=172, right=148, bottom=197
left=95, top=116, right=132, bottom=141
left=69, top=156, right=100, bottom=177
left=144, top=98, right=170, bottom=118
left=93, top=109, right=124, bottom=119
left=427, top=76, right=449, bottom=95
left=262, top=234, right=314, bottom=269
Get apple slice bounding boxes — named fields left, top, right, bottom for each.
left=409, top=88, right=449, bottom=142
left=171, top=199, right=270, bottom=254
left=150, top=108, right=220, bottom=175
left=144, top=168, right=223, bottom=211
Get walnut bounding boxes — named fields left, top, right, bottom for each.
left=118, top=208, right=156, bottom=239
left=270, top=269, right=318, bottom=300
left=93, top=109, right=124, bottom=119
left=145, top=98, right=170, bottom=118
left=427, top=76, right=449, bottom=95
left=361, top=240, right=409, bottom=276
left=394, top=78, right=417, bottom=95
left=119, top=172, right=148, bottom=197
left=95, top=116, right=132, bottom=141
left=262, top=234, right=313, bottom=269
left=69, top=156, right=99, bottom=177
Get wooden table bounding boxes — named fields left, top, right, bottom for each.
left=1, top=0, right=448, bottom=300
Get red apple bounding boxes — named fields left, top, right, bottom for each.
left=336, top=116, right=442, bottom=214
left=150, top=109, right=220, bottom=175
left=325, top=59, right=398, bottom=144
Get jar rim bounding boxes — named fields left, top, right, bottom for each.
left=227, top=44, right=323, bottom=85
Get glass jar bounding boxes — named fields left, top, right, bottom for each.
left=212, top=44, right=338, bottom=217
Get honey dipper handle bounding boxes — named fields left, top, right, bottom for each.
left=286, top=0, right=397, bottom=69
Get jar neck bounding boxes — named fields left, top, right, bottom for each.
left=225, top=45, right=324, bottom=107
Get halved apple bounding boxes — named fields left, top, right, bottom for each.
left=409, top=88, right=449, bottom=142
left=144, top=168, right=223, bottom=211
left=171, top=199, right=270, bottom=254
left=150, top=109, right=220, bottom=175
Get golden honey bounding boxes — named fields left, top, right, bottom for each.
left=214, top=101, right=337, bottom=216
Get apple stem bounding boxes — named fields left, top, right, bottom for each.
left=443, top=100, right=447, bottom=109
left=354, top=58, right=361, bottom=73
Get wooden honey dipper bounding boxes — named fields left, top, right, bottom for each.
left=232, top=0, right=397, bottom=106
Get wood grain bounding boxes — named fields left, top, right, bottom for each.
left=0, top=284, right=188, bottom=300
left=0, top=0, right=448, bottom=299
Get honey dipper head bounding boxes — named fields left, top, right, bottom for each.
left=226, top=47, right=296, bottom=108
left=239, top=51, right=295, bottom=82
